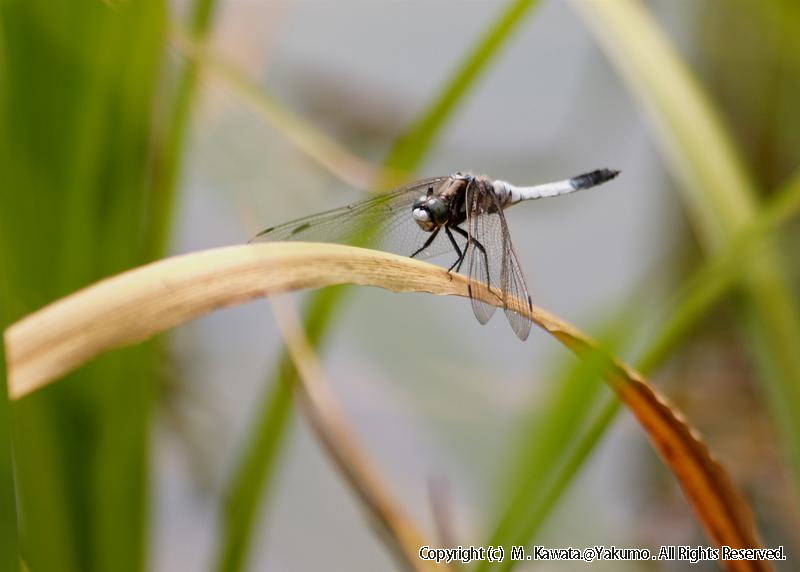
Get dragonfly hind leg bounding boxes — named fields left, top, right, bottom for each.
left=450, top=226, right=489, bottom=281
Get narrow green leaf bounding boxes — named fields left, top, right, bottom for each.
left=639, top=168, right=800, bottom=373
left=0, top=13, right=19, bottom=569
left=480, top=349, right=612, bottom=572
left=216, top=287, right=341, bottom=572
left=506, top=397, right=621, bottom=559
left=0, top=336, right=18, bottom=571
left=382, top=0, right=541, bottom=174
left=480, top=320, right=633, bottom=572
left=146, top=0, right=220, bottom=259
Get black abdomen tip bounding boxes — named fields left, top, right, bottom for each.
left=571, top=168, right=621, bottom=190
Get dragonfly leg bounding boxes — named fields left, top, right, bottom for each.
left=451, top=226, right=470, bottom=272
left=448, top=226, right=472, bottom=274
left=444, top=227, right=464, bottom=272
left=469, top=238, right=490, bottom=282
left=410, top=226, right=441, bottom=258
left=451, top=226, right=491, bottom=286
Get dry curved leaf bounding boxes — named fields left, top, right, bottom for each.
left=3, top=242, right=766, bottom=569
left=271, top=299, right=440, bottom=571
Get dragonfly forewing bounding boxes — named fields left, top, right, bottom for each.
left=250, top=177, right=457, bottom=259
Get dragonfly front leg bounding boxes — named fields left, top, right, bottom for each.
left=410, top=226, right=441, bottom=258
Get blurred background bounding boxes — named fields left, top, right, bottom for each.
left=1, top=0, right=799, bottom=571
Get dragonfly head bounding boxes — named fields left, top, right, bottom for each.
left=412, top=193, right=448, bottom=231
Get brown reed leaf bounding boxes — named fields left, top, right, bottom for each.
left=3, top=242, right=767, bottom=570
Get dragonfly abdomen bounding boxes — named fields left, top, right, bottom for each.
left=496, top=168, right=620, bottom=206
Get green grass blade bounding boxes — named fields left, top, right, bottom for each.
left=146, top=0, right=219, bottom=259
left=500, top=396, right=621, bottom=570
left=382, top=0, right=541, bottom=174
left=639, top=169, right=800, bottom=372
left=479, top=317, right=635, bottom=572
left=0, top=341, right=18, bottom=571
left=0, top=13, right=18, bottom=570
left=479, top=345, right=616, bottom=572
left=573, top=0, right=800, bottom=489
left=215, top=1, right=542, bottom=569
left=216, top=286, right=342, bottom=572
left=215, top=378, right=293, bottom=572
left=571, top=0, right=757, bottom=246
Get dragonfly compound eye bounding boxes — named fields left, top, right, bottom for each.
left=426, top=198, right=448, bottom=224
left=412, top=196, right=448, bottom=231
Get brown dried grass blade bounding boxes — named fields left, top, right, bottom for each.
left=3, top=242, right=766, bottom=567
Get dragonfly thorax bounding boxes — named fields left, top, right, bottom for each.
left=411, top=194, right=449, bottom=232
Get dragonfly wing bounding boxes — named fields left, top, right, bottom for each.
left=465, top=182, right=533, bottom=339
left=465, top=184, right=501, bottom=324
left=250, top=177, right=457, bottom=259
left=499, top=236, right=533, bottom=340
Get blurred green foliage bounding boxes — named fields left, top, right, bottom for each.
left=0, top=11, right=18, bottom=570
left=0, top=351, right=16, bottom=571
left=0, top=0, right=168, bottom=569
left=148, top=0, right=218, bottom=258
left=699, top=0, right=800, bottom=190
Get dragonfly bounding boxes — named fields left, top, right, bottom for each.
left=251, top=168, right=619, bottom=340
